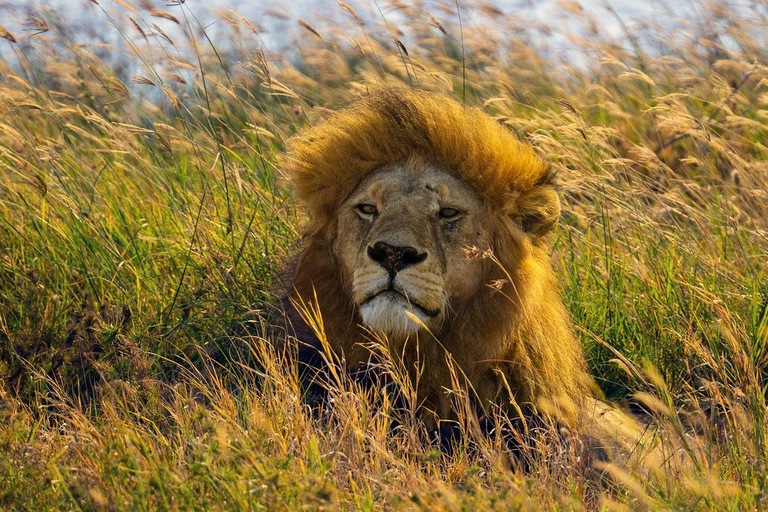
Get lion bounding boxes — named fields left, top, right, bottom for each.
left=278, top=89, right=665, bottom=466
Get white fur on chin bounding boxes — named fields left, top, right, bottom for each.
left=359, top=294, right=427, bottom=338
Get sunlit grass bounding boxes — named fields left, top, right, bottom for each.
left=1, top=0, right=767, bottom=508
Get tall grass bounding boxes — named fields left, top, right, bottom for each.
left=1, top=0, right=767, bottom=508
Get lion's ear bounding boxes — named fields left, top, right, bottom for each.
left=514, top=185, right=561, bottom=237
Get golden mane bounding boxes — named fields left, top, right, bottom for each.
left=283, top=89, right=551, bottom=223
left=282, top=89, right=589, bottom=426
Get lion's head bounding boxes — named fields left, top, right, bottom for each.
left=336, top=157, right=491, bottom=339
left=283, top=89, right=588, bottom=425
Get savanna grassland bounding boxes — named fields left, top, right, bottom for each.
left=1, top=0, right=767, bottom=509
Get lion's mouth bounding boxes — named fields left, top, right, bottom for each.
left=360, top=289, right=441, bottom=318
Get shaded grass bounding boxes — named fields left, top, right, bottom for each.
left=1, top=0, right=768, bottom=508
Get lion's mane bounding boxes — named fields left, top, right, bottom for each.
left=282, top=89, right=590, bottom=425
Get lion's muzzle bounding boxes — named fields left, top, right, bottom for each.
left=355, top=239, right=445, bottom=338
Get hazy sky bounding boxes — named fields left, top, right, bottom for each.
left=0, top=0, right=714, bottom=64
left=0, top=0, right=699, bottom=32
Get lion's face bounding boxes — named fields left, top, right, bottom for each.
left=334, top=161, right=492, bottom=339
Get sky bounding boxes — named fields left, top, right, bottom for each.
left=0, top=0, right=743, bottom=70
left=0, top=0, right=704, bottom=40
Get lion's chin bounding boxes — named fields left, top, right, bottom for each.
left=358, top=292, right=439, bottom=339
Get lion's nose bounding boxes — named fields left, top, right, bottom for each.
left=367, top=241, right=427, bottom=274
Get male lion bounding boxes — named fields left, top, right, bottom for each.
left=279, top=89, right=659, bottom=464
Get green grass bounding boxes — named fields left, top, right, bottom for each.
left=1, top=0, right=768, bottom=509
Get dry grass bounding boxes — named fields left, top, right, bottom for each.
left=1, top=0, right=767, bottom=509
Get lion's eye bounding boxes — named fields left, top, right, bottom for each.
left=356, top=204, right=378, bottom=216
left=439, top=207, right=461, bottom=220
